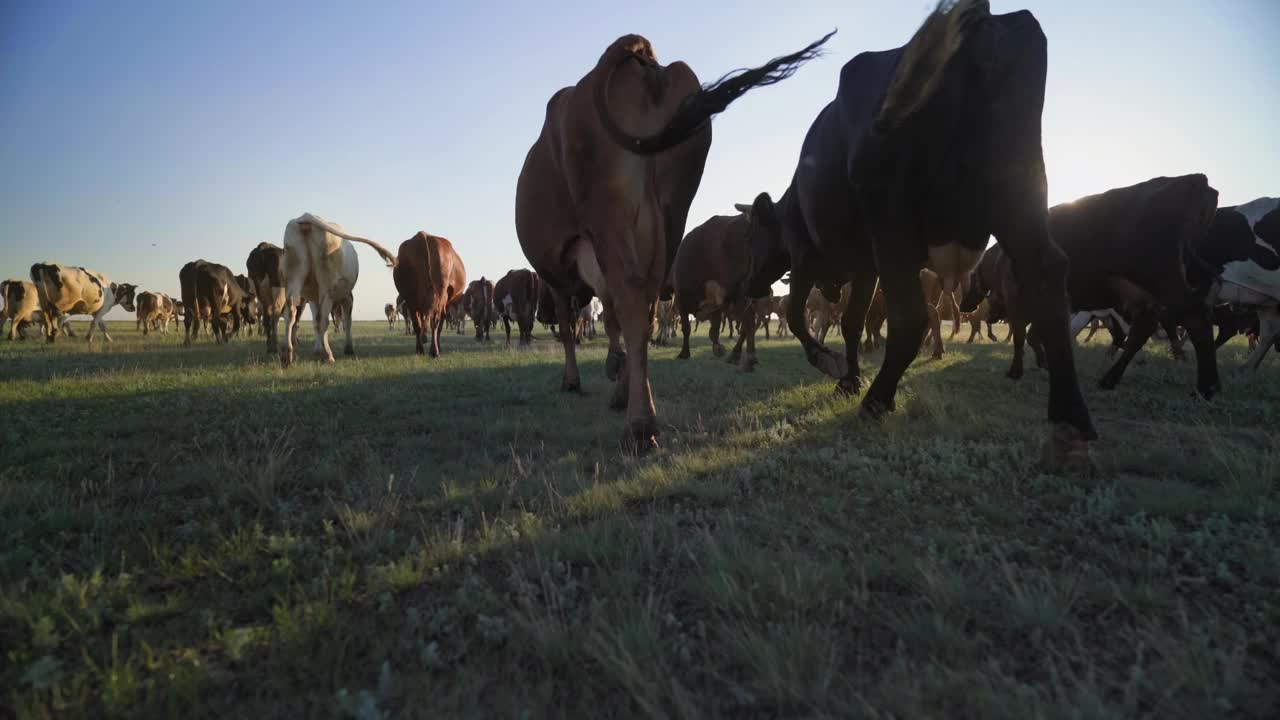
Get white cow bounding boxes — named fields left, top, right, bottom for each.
left=279, top=213, right=397, bottom=366
left=1215, top=197, right=1280, bottom=369
left=28, top=264, right=136, bottom=342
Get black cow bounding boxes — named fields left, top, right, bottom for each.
left=180, top=260, right=246, bottom=346
left=743, top=0, right=1096, bottom=453
left=246, top=242, right=287, bottom=353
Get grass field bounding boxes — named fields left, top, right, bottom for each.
left=2, top=318, right=1278, bottom=718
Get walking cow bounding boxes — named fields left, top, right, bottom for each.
left=514, top=30, right=831, bottom=453
left=279, top=213, right=397, bottom=366
left=393, top=232, right=466, bottom=358
left=179, top=260, right=246, bottom=345
left=742, top=1, right=1097, bottom=460
left=29, top=264, right=136, bottom=343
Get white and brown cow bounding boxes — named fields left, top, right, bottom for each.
left=2, top=279, right=44, bottom=340
left=135, top=291, right=176, bottom=336
left=28, top=264, right=136, bottom=342
left=279, top=213, right=397, bottom=366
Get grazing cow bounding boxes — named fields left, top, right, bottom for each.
left=179, top=260, right=246, bottom=345
left=1, top=279, right=46, bottom=340
left=29, top=264, right=136, bottom=343
left=463, top=278, right=496, bottom=341
left=246, top=242, right=289, bottom=353
left=279, top=213, right=397, bottom=366
left=493, top=270, right=541, bottom=345
left=135, top=291, right=176, bottom=336
left=672, top=210, right=759, bottom=365
left=1216, top=198, right=1280, bottom=368
left=1001, top=176, right=1227, bottom=396
left=392, top=232, right=466, bottom=357
left=742, top=1, right=1097, bottom=457
left=385, top=302, right=399, bottom=330
left=515, top=31, right=831, bottom=453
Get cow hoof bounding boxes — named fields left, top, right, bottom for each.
left=344, top=345, right=354, bottom=357
left=1006, top=366, right=1023, bottom=381
left=676, top=349, right=690, bottom=360
left=606, top=350, right=626, bottom=381
left=561, top=378, right=583, bottom=394
left=1040, top=423, right=1094, bottom=474
left=1098, top=374, right=1118, bottom=391
left=711, top=344, right=725, bottom=358
left=742, top=357, right=758, bottom=373
left=1198, top=384, right=1220, bottom=400
left=859, top=396, right=894, bottom=419
left=929, top=352, right=944, bottom=361
left=279, top=350, right=294, bottom=368
left=834, top=376, right=862, bottom=398
left=621, top=423, right=659, bottom=456
left=726, top=352, right=741, bottom=365
left=608, top=385, right=628, bottom=412
left=810, top=350, right=847, bottom=380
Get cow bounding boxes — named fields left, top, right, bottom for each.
left=741, top=2, right=1097, bottom=460
left=753, top=296, right=781, bottom=340
left=233, top=274, right=259, bottom=337
left=246, top=242, right=289, bottom=354
left=135, top=291, right=176, bottom=336
left=1215, top=198, right=1280, bottom=368
left=577, top=299, right=599, bottom=342
left=1000, top=176, right=1235, bottom=397
left=396, top=295, right=412, bottom=335
left=672, top=210, right=758, bottom=365
left=2, top=279, right=46, bottom=340
left=28, top=264, right=136, bottom=343
left=279, top=213, right=397, bottom=366
left=385, top=302, right=399, bottom=331
left=392, top=232, right=466, bottom=358
left=653, top=299, right=679, bottom=347
left=493, top=269, right=541, bottom=346
left=864, top=286, right=887, bottom=351
left=515, top=30, right=831, bottom=453
left=179, top=260, right=246, bottom=345
left=461, top=279, right=494, bottom=341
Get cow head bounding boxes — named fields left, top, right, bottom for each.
left=1252, top=208, right=1280, bottom=271
left=1193, top=209, right=1258, bottom=271
left=113, top=283, right=137, bottom=312
left=736, top=192, right=788, bottom=298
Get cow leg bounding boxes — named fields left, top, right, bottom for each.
left=861, top=267, right=927, bottom=418
left=612, top=285, right=658, bottom=454
left=726, top=301, right=747, bottom=364
left=341, top=298, right=355, bottom=356
left=602, top=295, right=626, bottom=385
left=313, top=299, right=335, bottom=363
left=677, top=308, right=692, bottom=359
left=1178, top=307, right=1219, bottom=397
left=551, top=289, right=582, bottom=392
left=502, top=315, right=512, bottom=345
left=924, top=302, right=943, bottom=360
left=708, top=310, right=725, bottom=357
left=996, top=210, right=1096, bottom=443
left=836, top=273, right=877, bottom=396
left=1243, top=309, right=1280, bottom=370
left=1099, top=312, right=1157, bottom=390
left=411, top=311, right=426, bottom=355
left=787, top=273, right=846, bottom=379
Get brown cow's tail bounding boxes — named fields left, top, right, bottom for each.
left=594, top=30, right=834, bottom=155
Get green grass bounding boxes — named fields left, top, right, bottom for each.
left=2, top=320, right=1278, bottom=718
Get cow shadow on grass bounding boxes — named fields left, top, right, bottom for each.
left=7, top=326, right=1280, bottom=717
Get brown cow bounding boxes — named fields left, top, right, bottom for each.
left=392, top=232, right=466, bottom=358
left=179, top=260, right=245, bottom=345
left=493, top=269, right=541, bottom=345
left=514, top=32, right=831, bottom=453
left=2, top=279, right=44, bottom=340
left=463, top=278, right=495, bottom=341
left=753, top=296, right=781, bottom=340
left=672, top=212, right=755, bottom=363
left=864, top=287, right=887, bottom=351
left=246, top=242, right=288, bottom=354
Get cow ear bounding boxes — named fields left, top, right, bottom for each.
left=733, top=203, right=753, bottom=216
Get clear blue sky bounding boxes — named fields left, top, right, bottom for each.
left=2, top=1, right=1277, bottom=319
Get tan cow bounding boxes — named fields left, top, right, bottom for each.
left=384, top=302, right=399, bottom=330
left=135, top=291, right=176, bottom=336
left=28, top=264, right=136, bottom=342
left=2, top=279, right=44, bottom=340
left=279, top=213, right=397, bottom=366
left=515, top=32, right=830, bottom=452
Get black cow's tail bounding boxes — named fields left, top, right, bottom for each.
left=594, top=30, right=834, bottom=155
left=29, top=263, right=62, bottom=296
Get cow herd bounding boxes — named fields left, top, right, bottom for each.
left=3, top=1, right=1279, bottom=462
